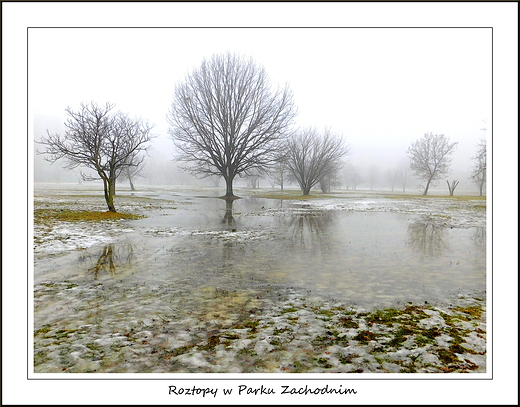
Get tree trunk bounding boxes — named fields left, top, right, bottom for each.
left=224, top=176, right=236, bottom=199
left=127, top=167, right=136, bottom=191
left=319, top=177, right=330, bottom=193
left=103, top=178, right=117, bottom=212
left=447, top=180, right=459, bottom=196
left=423, top=178, right=432, bottom=195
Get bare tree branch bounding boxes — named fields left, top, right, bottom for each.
left=406, top=132, right=458, bottom=195
left=167, top=52, right=297, bottom=198
left=36, top=101, right=154, bottom=211
left=470, top=139, right=486, bottom=196
left=286, top=127, right=351, bottom=195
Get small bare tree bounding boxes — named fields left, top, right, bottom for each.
left=343, top=162, right=362, bottom=190
left=398, top=157, right=410, bottom=193
left=245, top=169, right=262, bottom=189
left=406, top=132, right=458, bottom=195
left=386, top=167, right=400, bottom=192
left=470, top=139, right=486, bottom=196
left=267, top=153, right=289, bottom=191
left=318, top=160, right=344, bottom=193
left=446, top=179, right=460, bottom=196
left=167, top=52, right=297, bottom=199
left=37, top=102, right=154, bottom=212
left=286, top=127, right=351, bottom=196
left=118, top=151, right=146, bottom=191
left=367, top=165, right=380, bottom=191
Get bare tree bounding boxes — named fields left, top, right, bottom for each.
left=398, top=157, right=410, bottom=193
left=118, top=151, right=146, bottom=191
left=446, top=179, right=460, bottom=196
left=286, top=127, right=351, bottom=196
left=470, top=139, right=486, bottom=196
left=386, top=167, right=400, bottom=192
left=343, top=162, right=362, bottom=190
left=367, top=165, right=379, bottom=191
left=318, top=160, right=344, bottom=193
left=167, top=52, right=297, bottom=199
left=37, top=102, right=154, bottom=212
left=245, top=168, right=262, bottom=189
left=406, top=132, right=458, bottom=195
left=267, top=153, right=289, bottom=191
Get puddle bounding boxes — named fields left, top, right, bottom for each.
left=34, top=195, right=486, bottom=309
left=32, top=186, right=487, bottom=373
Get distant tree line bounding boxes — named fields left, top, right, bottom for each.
left=37, top=52, right=486, bottom=212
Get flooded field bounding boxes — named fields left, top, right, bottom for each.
left=33, top=183, right=487, bottom=373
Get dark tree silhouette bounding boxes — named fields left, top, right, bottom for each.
left=118, top=152, right=146, bottom=191
left=286, top=127, right=351, bottom=196
left=167, top=52, right=297, bottom=199
left=37, top=102, right=154, bottom=211
left=446, top=179, right=460, bottom=196
left=406, top=132, right=458, bottom=195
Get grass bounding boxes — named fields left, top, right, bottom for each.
left=248, top=188, right=486, bottom=202
left=386, top=194, right=486, bottom=201
left=34, top=209, right=144, bottom=222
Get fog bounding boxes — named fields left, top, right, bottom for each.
left=31, top=26, right=490, bottom=195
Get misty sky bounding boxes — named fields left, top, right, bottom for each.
left=30, top=25, right=491, bottom=187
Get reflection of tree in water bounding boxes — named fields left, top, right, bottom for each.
left=471, top=227, right=486, bottom=251
left=87, top=243, right=135, bottom=278
left=221, top=198, right=237, bottom=230
left=407, top=216, right=449, bottom=257
left=286, top=210, right=334, bottom=253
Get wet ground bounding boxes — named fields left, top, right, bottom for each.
left=32, top=183, right=487, bottom=373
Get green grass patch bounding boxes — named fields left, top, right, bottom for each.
left=280, top=307, right=299, bottom=314
left=353, top=330, right=378, bottom=343
left=169, top=344, right=196, bottom=357
left=35, top=209, right=144, bottom=222
left=316, top=309, right=335, bottom=318
left=387, top=194, right=486, bottom=201
left=455, top=306, right=483, bottom=319
left=34, top=325, right=52, bottom=336
left=198, top=335, right=220, bottom=351
left=338, top=316, right=359, bottom=329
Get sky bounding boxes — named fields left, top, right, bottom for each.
left=30, top=25, right=491, bottom=189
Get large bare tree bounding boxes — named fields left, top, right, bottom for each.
left=167, top=52, right=297, bottom=199
left=286, top=127, right=351, bottom=196
left=470, top=139, right=486, bottom=196
left=37, top=102, right=154, bottom=212
left=406, top=132, right=458, bottom=195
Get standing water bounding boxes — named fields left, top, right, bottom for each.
left=33, top=185, right=486, bottom=373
